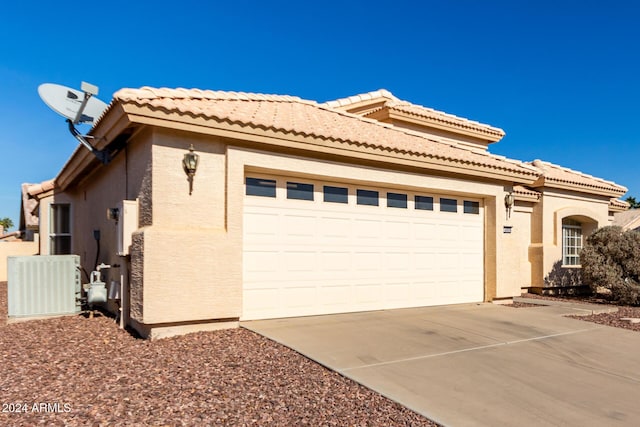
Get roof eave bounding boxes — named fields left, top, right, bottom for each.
left=366, top=108, right=504, bottom=143
left=121, top=103, right=537, bottom=184
left=55, top=104, right=131, bottom=191
left=532, top=178, right=627, bottom=198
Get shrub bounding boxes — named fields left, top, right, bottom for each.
left=581, top=226, right=640, bottom=305
left=543, top=260, right=586, bottom=295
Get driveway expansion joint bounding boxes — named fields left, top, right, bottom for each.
left=341, top=327, right=597, bottom=373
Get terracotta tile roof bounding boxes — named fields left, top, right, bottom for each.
left=323, top=89, right=505, bottom=140
left=513, top=185, right=541, bottom=202
left=26, top=179, right=56, bottom=198
left=321, top=89, right=399, bottom=108
left=112, top=87, right=538, bottom=178
left=17, top=179, right=56, bottom=231
left=610, top=198, right=630, bottom=212
left=529, top=160, right=627, bottom=196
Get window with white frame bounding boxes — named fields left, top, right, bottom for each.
left=562, top=218, right=582, bottom=266
left=50, top=203, right=71, bottom=255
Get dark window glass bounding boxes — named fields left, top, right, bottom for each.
left=415, top=195, right=434, bottom=211
left=51, top=204, right=70, bottom=234
left=51, top=236, right=71, bottom=255
left=463, top=201, right=480, bottom=214
left=387, top=192, right=407, bottom=208
left=357, top=189, right=379, bottom=206
left=287, top=182, right=314, bottom=201
left=440, top=198, right=457, bottom=213
left=50, top=203, right=71, bottom=255
left=246, top=177, right=276, bottom=197
left=324, top=186, right=348, bottom=203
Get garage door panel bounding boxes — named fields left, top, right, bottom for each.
left=354, top=283, right=385, bottom=304
left=244, top=250, right=280, bottom=276
left=385, top=221, right=411, bottom=240
left=384, top=282, right=411, bottom=302
left=318, top=284, right=353, bottom=307
left=384, top=252, right=410, bottom=271
left=243, top=176, right=484, bottom=320
left=320, top=251, right=351, bottom=272
left=414, top=222, right=437, bottom=239
left=244, top=212, right=279, bottom=239
left=353, top=251, right=384, bottom=271
left=321, top=217, right=352, bottom=239
left=355, top=219, right=382, bottom=239
left=436, top=252, right=459, bottom=269
left=415, top=252, right=438, bottom=270
left=283, top=251, right=316, bottom=272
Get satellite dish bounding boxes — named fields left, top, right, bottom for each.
left=38, top=82, right=108, bottom=125
left=38, top=81, right=112, bottom=164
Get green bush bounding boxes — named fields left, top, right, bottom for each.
left=581, top=226, right=640, bottom=305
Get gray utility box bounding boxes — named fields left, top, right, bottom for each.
left=8, top=255, right=81, bottom=318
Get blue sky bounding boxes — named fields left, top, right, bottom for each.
left=1, top=1, right=639, bottom=229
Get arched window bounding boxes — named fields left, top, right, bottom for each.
left=562, top=218, right=582, bottom=266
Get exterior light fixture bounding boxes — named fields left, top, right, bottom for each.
left=182, top=144, right=199, bottom=195
left=107, top=207, right=120, bottom=222
left=504, top=192, right=515, bottom=220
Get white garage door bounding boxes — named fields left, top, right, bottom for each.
left=242, top=174, right=484, bottom=320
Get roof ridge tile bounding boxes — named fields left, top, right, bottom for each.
left=114, top=87, right=309, bottom=104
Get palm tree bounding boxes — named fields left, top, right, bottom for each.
left=625, top=197, right=640, bottom=209
left=0, top=217, right=14, bottom=232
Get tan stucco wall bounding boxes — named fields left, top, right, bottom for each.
left=505, top=203, right=534, bottom=291
left=36, top=130, right=154, bottom=326
left=132, top=129, right=241, bottom=324
left=50, top=122, right=621, bottom=331
left=530, top=188, right=610, bottom=286
left=0, top=242, right=39, bottom=281
left=73, top=129, right=539, bottom=327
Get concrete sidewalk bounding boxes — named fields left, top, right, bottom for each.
left=243, top=303, right=640, bottom=426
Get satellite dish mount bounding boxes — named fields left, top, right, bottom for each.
left=38, top=81, right=111, bottom=164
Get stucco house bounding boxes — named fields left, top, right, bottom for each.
left=29, top=87, right=627, bottom=338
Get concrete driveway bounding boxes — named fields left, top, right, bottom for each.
left=243, top=302, right=640, bottom=426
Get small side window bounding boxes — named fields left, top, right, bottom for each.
left=246, top=177, right=276, bottom=197
left=324, top=186, right=348, bottom=204
left=387, top=192, right=407, bottom=208
left=50, top=203, right=71, bottom=255
left=415, top=195, right=434, bottom=211
left=463, top=201, right=480, bottom=214
left=287, top=182, right=314, bottom=201
left=357, top=189, right=379, bottom=206
left=440, top=198, right=457, bottom=213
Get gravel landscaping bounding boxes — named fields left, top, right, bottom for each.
left=4, top=278, right=640, bottom=427
left=520, top=292, right=640, bottom=332
left=0, top=282, right=437, bottom=426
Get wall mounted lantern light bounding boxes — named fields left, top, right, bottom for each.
left=504, top=192, right=514, bottom=220
left=182, top=144, right=199, bottom=195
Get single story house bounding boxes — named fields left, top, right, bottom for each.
left=30, top=88, right=627, bottom=338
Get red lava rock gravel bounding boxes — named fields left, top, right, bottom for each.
left=0, top=282, right=438, bottom=426
left=520, top=292, right=640, bottom=332
left=569, top=306, right=640, bottom=332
